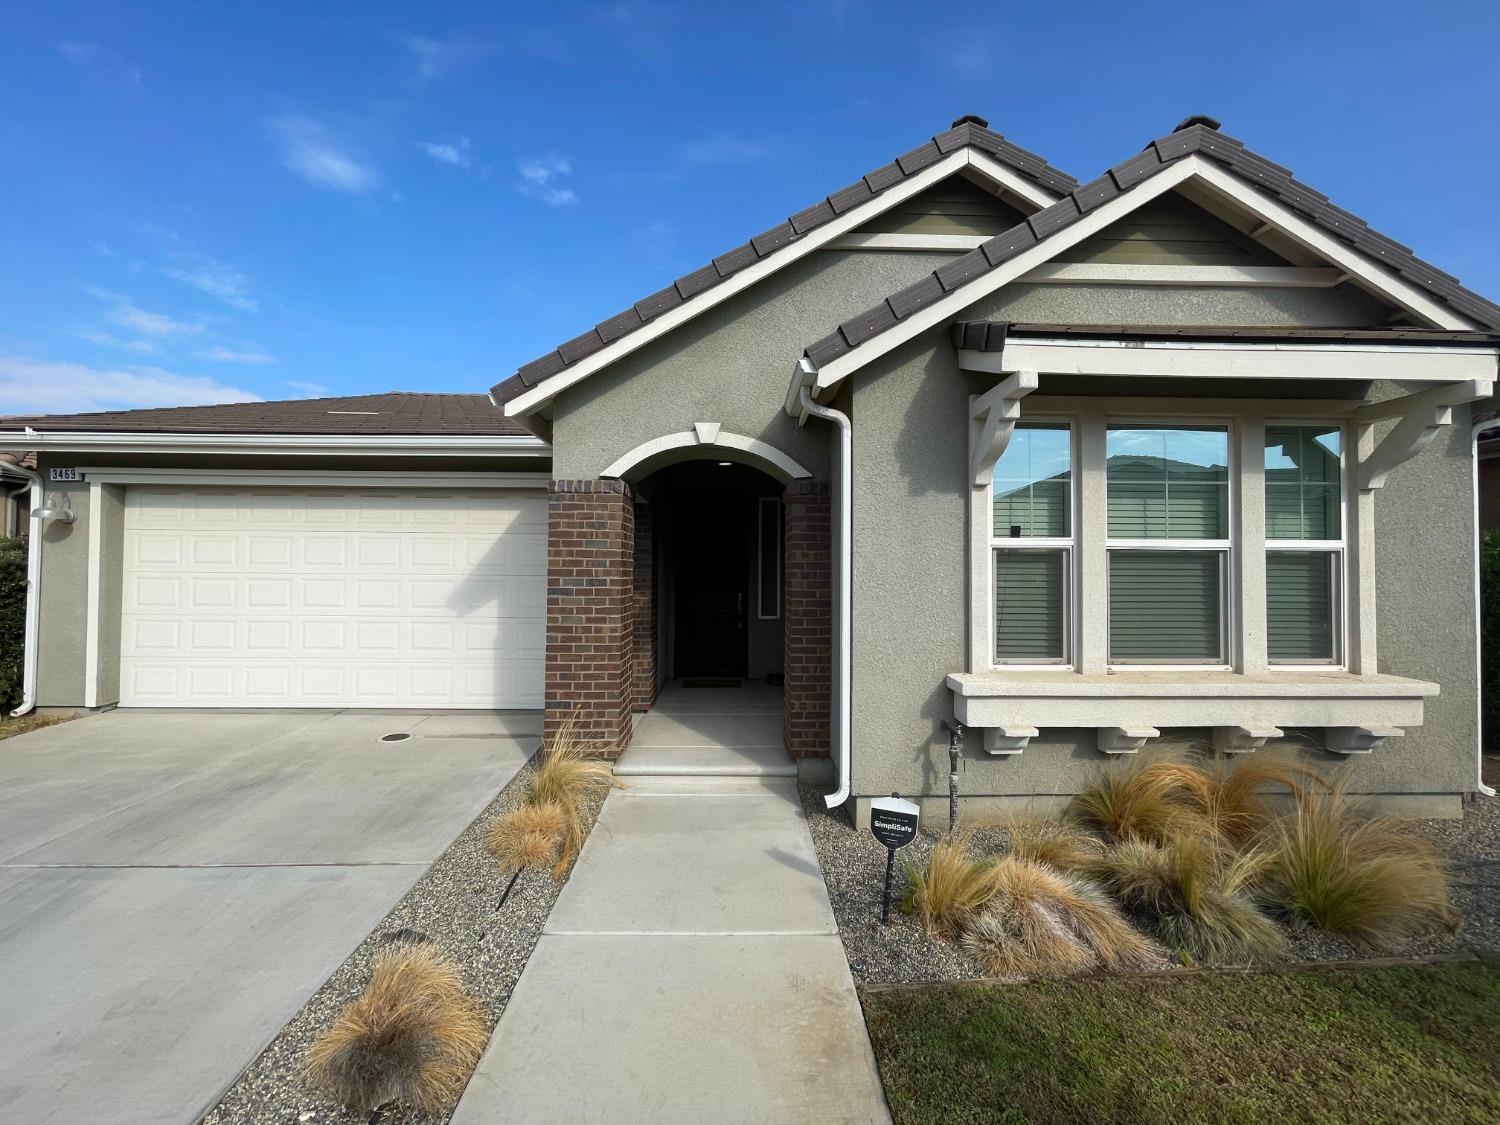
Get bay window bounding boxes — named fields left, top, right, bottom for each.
left=1106, top=425, right=1231, bottom=665
left=1265, top=425, right=1344, bottom=665
left=991, top=422, right=1073, bottom=664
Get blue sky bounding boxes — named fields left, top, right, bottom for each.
left=2, top=0, right=1497, bottom=414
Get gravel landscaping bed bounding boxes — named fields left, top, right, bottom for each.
left=203, top=752, right=605, bottom=1125
left=800, top=782, right=1500, bottom=986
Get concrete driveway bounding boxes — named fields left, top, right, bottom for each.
left=0, top=708, right=536, bottom=1125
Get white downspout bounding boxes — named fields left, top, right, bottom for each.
left=799, top=386, right=853, bottom=809
left=1471, top=417, right=1497, bottom=797
left=0, top=460, right=43, bottom=717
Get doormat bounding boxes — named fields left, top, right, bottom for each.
left=681, top=678, right=743, bottom=688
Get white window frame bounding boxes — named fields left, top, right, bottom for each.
left=1103, top=418, right=1236, bottom=671
left=1264, top=421, right=1348, bottom=670
left=987, top=419, right=1078, bottom=669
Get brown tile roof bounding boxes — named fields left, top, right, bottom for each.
left=0, top=392, right=531, bottom=437
left=803, top=121, right=1500, bottom=371
left=496, top=116, right=1077, bottom=400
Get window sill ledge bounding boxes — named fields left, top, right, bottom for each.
left=946, top=670, right=1436, bottom=755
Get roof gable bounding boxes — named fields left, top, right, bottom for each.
left=855, top=174, right=1030, bottom=238
left=797, top=122, right=1500, bottom=392
left=1053, top=191, right=1289, bottom=267
left=495, top=116, right=1076, bottom=416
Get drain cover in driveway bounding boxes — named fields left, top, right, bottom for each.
left=379, top=732, right=413, bottom=743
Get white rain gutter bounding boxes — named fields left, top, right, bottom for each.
left=1472, top=416, right=1498, bottom=798
left=0, top=459, right=42, bottom=716
left=798, top=385, right=853, bottom=809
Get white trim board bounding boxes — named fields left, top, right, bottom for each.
left=75, top=468, right=551, bottom=489
left=503, top=149, right=1063, bottom=420
left=796, top=153, right=1481, bottom=406
left=960, top=338, right=1500, bottom=383
left=599, top=428, right=813, bottom=484
left=7, top=432, right=550, bottom=456
left=83, top=480, right=103, bottom=709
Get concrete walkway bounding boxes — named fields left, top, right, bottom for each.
left=0, top=709, right=535, bottom=1125
left=452, top=685, right=890, bottom=1124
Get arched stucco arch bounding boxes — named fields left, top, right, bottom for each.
left=599, top=422, right=813, bottom=485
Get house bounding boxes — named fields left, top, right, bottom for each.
left=1, top=452, right=36, bottom=537
left=6, top=114, right=1499, bottom=823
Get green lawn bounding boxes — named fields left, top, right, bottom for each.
left=0, top=711, right=71, bottom=741
left=862, top=962, right=1500, bottom=1125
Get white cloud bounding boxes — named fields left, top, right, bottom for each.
left=0, top=356, right=261, bottom=413
left=69, top=326, right=157, bottom=354
left=84, top=286, right=204, bottom=339
left=283, top=380, right=329, bottom=398
left=395, top=34, right=492, bottom=82
left=419, top=136, right=472, bottom=169
left=193, top=346, right=277, bottom=365
left=57, top=40, right=142, bottom=86
left=518, top=153, right=577, bottom=206
left=266, top=115, right=378, bottom=195
left=163, top=256, right=257, bottom=311
left=677, top=133, right=774, bottom=166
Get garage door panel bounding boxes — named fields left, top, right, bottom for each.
left=120, top=487, right=545, bottom=708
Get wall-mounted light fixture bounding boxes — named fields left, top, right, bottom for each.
left=31, top=491, right=75, bottom=524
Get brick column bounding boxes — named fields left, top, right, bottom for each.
left=545, top=480, right=635, bottom=756
left=783, top=480, right=831, bottom=759
left=631, top=500, right=658, bottom=711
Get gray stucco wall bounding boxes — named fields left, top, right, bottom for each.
left=549, top=249, right=952, bottom=480
left=847, top=282, right=1478, bottom=805
left=34, top=476, right=90, bottom=708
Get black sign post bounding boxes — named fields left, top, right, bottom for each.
left=869, top=793, right=920, bottom=924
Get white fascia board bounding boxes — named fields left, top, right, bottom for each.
left=806, top=159, right=1202, bottom=395
left=1184, top=160, right=1478, bottom=331
left=805, top=153, right=1482, bottom=397
left=964, top=338, right=1500, bottom=382
left=962, top=150, right=1062, bottom=210
left=505, top=149, right=1038, bottom=420
left=6, top=431, right=551, bottom=456
left=827, top=232, right=987, bottom=252
left=75, top=467, right=550, bottom=488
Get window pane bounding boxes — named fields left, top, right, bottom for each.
left=757, top=497, right=780, bottom=619
left=1109, top=550, right=1223, bottom=662
left=1107, top=426, right=1228, bottom=539
left=1265, top=426, right=1341, bottom=540
left=993, top=424, right=1071, bottom=538
left=995, top=549, right=1066, bottom=663
left=1268, top=551, right=1337, bottom=663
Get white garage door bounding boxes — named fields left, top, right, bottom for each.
left=119, top=486, right=545, bottom=708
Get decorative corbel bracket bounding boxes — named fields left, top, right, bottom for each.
left=1326, top=725, right=1403, bottom=755
left=983, top=725, right=1038, bottom=755
left=1097, top=725, right=1159, bottom=755
left=970, top=370, right=1040, bottom=488
left=1212, top=723, right=1284, bottom=754
left=1355, top=378, right=1492, bottom=491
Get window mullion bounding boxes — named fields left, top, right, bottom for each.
left=1077, top=411, right=1109, bottom=673
left=1239, top=416, right=1268, bottom=674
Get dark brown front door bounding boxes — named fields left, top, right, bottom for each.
left=674, top=499, right=749, bottom=677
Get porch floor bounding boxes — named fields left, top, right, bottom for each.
left=614, top=680, right=795, bottom=778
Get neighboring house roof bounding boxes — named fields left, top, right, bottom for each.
left=801, top=120, right=1500, bottom=374
left=0, top=451, right=37, bottom=469
left=0, top=392, right=532, bottom=437
left=495, top=115, right=1077, bottom=403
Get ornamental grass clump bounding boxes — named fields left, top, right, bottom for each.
left=486, top=799, right=570, bottom=873
left=525, top=719, right=622, bottom=876
left=1200, top=751, right=1325, bottom=845
left=903, top=833, right=995, bottom=939
left=998, top=812, right=1106, bottom=871
left=1089, top=834, right=1284, bottom=963
left=963, top=856, right=1160, bottom=978
left=305, top=942, right=487, bottom=1117
left=1066, top=754, right=1215, bottom=845
left=1266, top=787, right=1458, bottom=946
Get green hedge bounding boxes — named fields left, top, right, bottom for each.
left=1484, top=530, right=1500, bottom=749
left=0, top=537, right=24, bottom=713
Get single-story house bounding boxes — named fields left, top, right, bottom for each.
left=6, top=114, right=1499, bottom=822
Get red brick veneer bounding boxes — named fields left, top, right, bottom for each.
left=631, top=500, right=658, bottom=711
left=545, top=480, right=635, bottom=755
left=783, top=480, right=831, bottom=758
